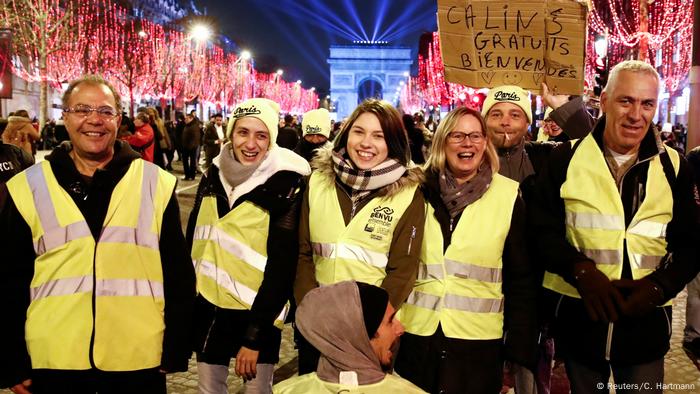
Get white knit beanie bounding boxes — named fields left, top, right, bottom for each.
left=481, top=85, right=532, bottom=124
left=228, top=98, right=280, bottom=147
left=302, top=108, right=331, bottom=138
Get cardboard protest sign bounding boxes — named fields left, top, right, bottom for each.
left=437, top=0, right=588, bottom=95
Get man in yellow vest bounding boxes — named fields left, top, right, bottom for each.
left=274, top=281, right=425, bottom=393
left=530, top=60, right=700, bottom=393
left=0, top=75, right=195, bottom=394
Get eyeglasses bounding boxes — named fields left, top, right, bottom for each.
left=447, top=131, right=485, bottom=144
left=63, top=104, right=119, bottom=119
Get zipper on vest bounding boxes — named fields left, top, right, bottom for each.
left=88, top=243, right=98, bottom=368
left=554, top=294, right=564, bottom=318
left=350, top=201, right=358, bottom=219
left=662, top=307, right=671, bottom=337
left=407, top=226, right=417, bottom=254
left=618, top=155, right=654, bottom=192
left=202, top=307, right=218, bottom=353
left=449, top=218, right=454, bottom=232
left=605, top=322, right=614, bottom=361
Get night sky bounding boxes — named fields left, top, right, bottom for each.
left=196, top=0, right=437, bottom=96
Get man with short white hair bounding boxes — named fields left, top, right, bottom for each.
left=531, top=60, right=700, bottom=393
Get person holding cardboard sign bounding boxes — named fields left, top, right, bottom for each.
left=481, top=83, right=594, bottom=394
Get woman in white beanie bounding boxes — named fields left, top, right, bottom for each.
left=294, top=98, right=426, bottom=374
left=394, top=106, right=537, bottom=394
left=186, top=98, right=311, bottom=394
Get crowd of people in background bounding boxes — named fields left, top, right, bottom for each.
left=0, top=61, right=699, bottom=394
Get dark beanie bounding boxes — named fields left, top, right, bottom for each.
left=356, top=282, right=389, bottom=339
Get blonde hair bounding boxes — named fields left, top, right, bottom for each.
left=425, top=106, right=499, bottom=175
left=603, top=60, right=660, bottom=95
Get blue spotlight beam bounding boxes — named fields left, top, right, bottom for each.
left=275, top=0, right=364, bottom=42
left=342, top=0, right=369, bottom=41
left=371, top=0, right=391, bottom=42
left=277, top=19, right=333, bottom=77
left=376, top=2, right=436, bottom=42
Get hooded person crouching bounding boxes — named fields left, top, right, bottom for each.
left=274, top=281, right=426, bottom=393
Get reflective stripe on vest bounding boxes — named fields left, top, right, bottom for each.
left=311, top=242, right=388, bottom=268
left=407, top=291, right=504, bottom=313
left=25, top=161, right=162, bottom=255
left=194, top=259, right=288, bottom=324
left=308, top=171, right=417, bottom=287
left=7, top=159, right=174, bottom=371
left=543, top=135, right=678, bottom=304
left=194, top=224, right=268, bottom=272
left=398, top=174, right=518, bottom=340
left=191, top=196, right=289, bottom=328
left=31, top=277, right=165, bottom=301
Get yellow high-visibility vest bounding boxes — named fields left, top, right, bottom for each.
left=191, top=195, right=288, bottom=328
left=398, top=174, right=518, bottom=340
left=543, top=134, right=679, bottom=306
left=308, top=172, right=418, bottom=287
left=273, top=372, right=427, bottom=393
left=7, top=159, right=175, bottom=370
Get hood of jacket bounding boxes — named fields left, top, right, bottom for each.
left=311, top=146, right=424, bottom=199
left=213, top=144, right=311, bottom=207
left=296, top=281, right=386, bottom=385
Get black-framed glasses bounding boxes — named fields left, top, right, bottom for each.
left=63, top=104, right=119, bottom=119
left=447, top=131, right=485, bottom=144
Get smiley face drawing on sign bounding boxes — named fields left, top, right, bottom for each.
left=502, top=72, right=523, bottom=85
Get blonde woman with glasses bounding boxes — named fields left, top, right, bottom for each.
left=395, top=106, right=538, bottom=394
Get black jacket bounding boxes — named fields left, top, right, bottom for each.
left=416, top=169, right=539, bottom=370
left=498, top=97, right=595, bottom=196
left=277, top=126, right=300, bottom=150
left=186, top=164, right=305, bottom=359
left=0, top=142, right=33, bottom=209
left=0, top=141, right=195, bottom=388
left=529, top=117, right=700, bottom=365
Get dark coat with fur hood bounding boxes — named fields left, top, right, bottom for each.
left=294, top=147, right=426, bottom=309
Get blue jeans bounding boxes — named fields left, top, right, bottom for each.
left=197, top=361, right=274, bottom=394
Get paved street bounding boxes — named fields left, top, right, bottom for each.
left=2, top=154, right=698, bottom=393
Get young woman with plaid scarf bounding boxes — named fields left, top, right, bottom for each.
left=294, top=99, right=426, bottom=374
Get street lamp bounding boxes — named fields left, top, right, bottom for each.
left=594, top=37, right=608, bottom=58
left=276, top=69, right=284, bottom=76
left=240, top=50, right=251, bottom=61
left=190, top=24, right=212, bottom=41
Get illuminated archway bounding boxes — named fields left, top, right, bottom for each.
left=328, top=43, right=411, bottom=119
left=357, top=77, right=383, bottom=102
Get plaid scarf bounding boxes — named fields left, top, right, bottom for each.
left=332, top=148, right=406, bottom=202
